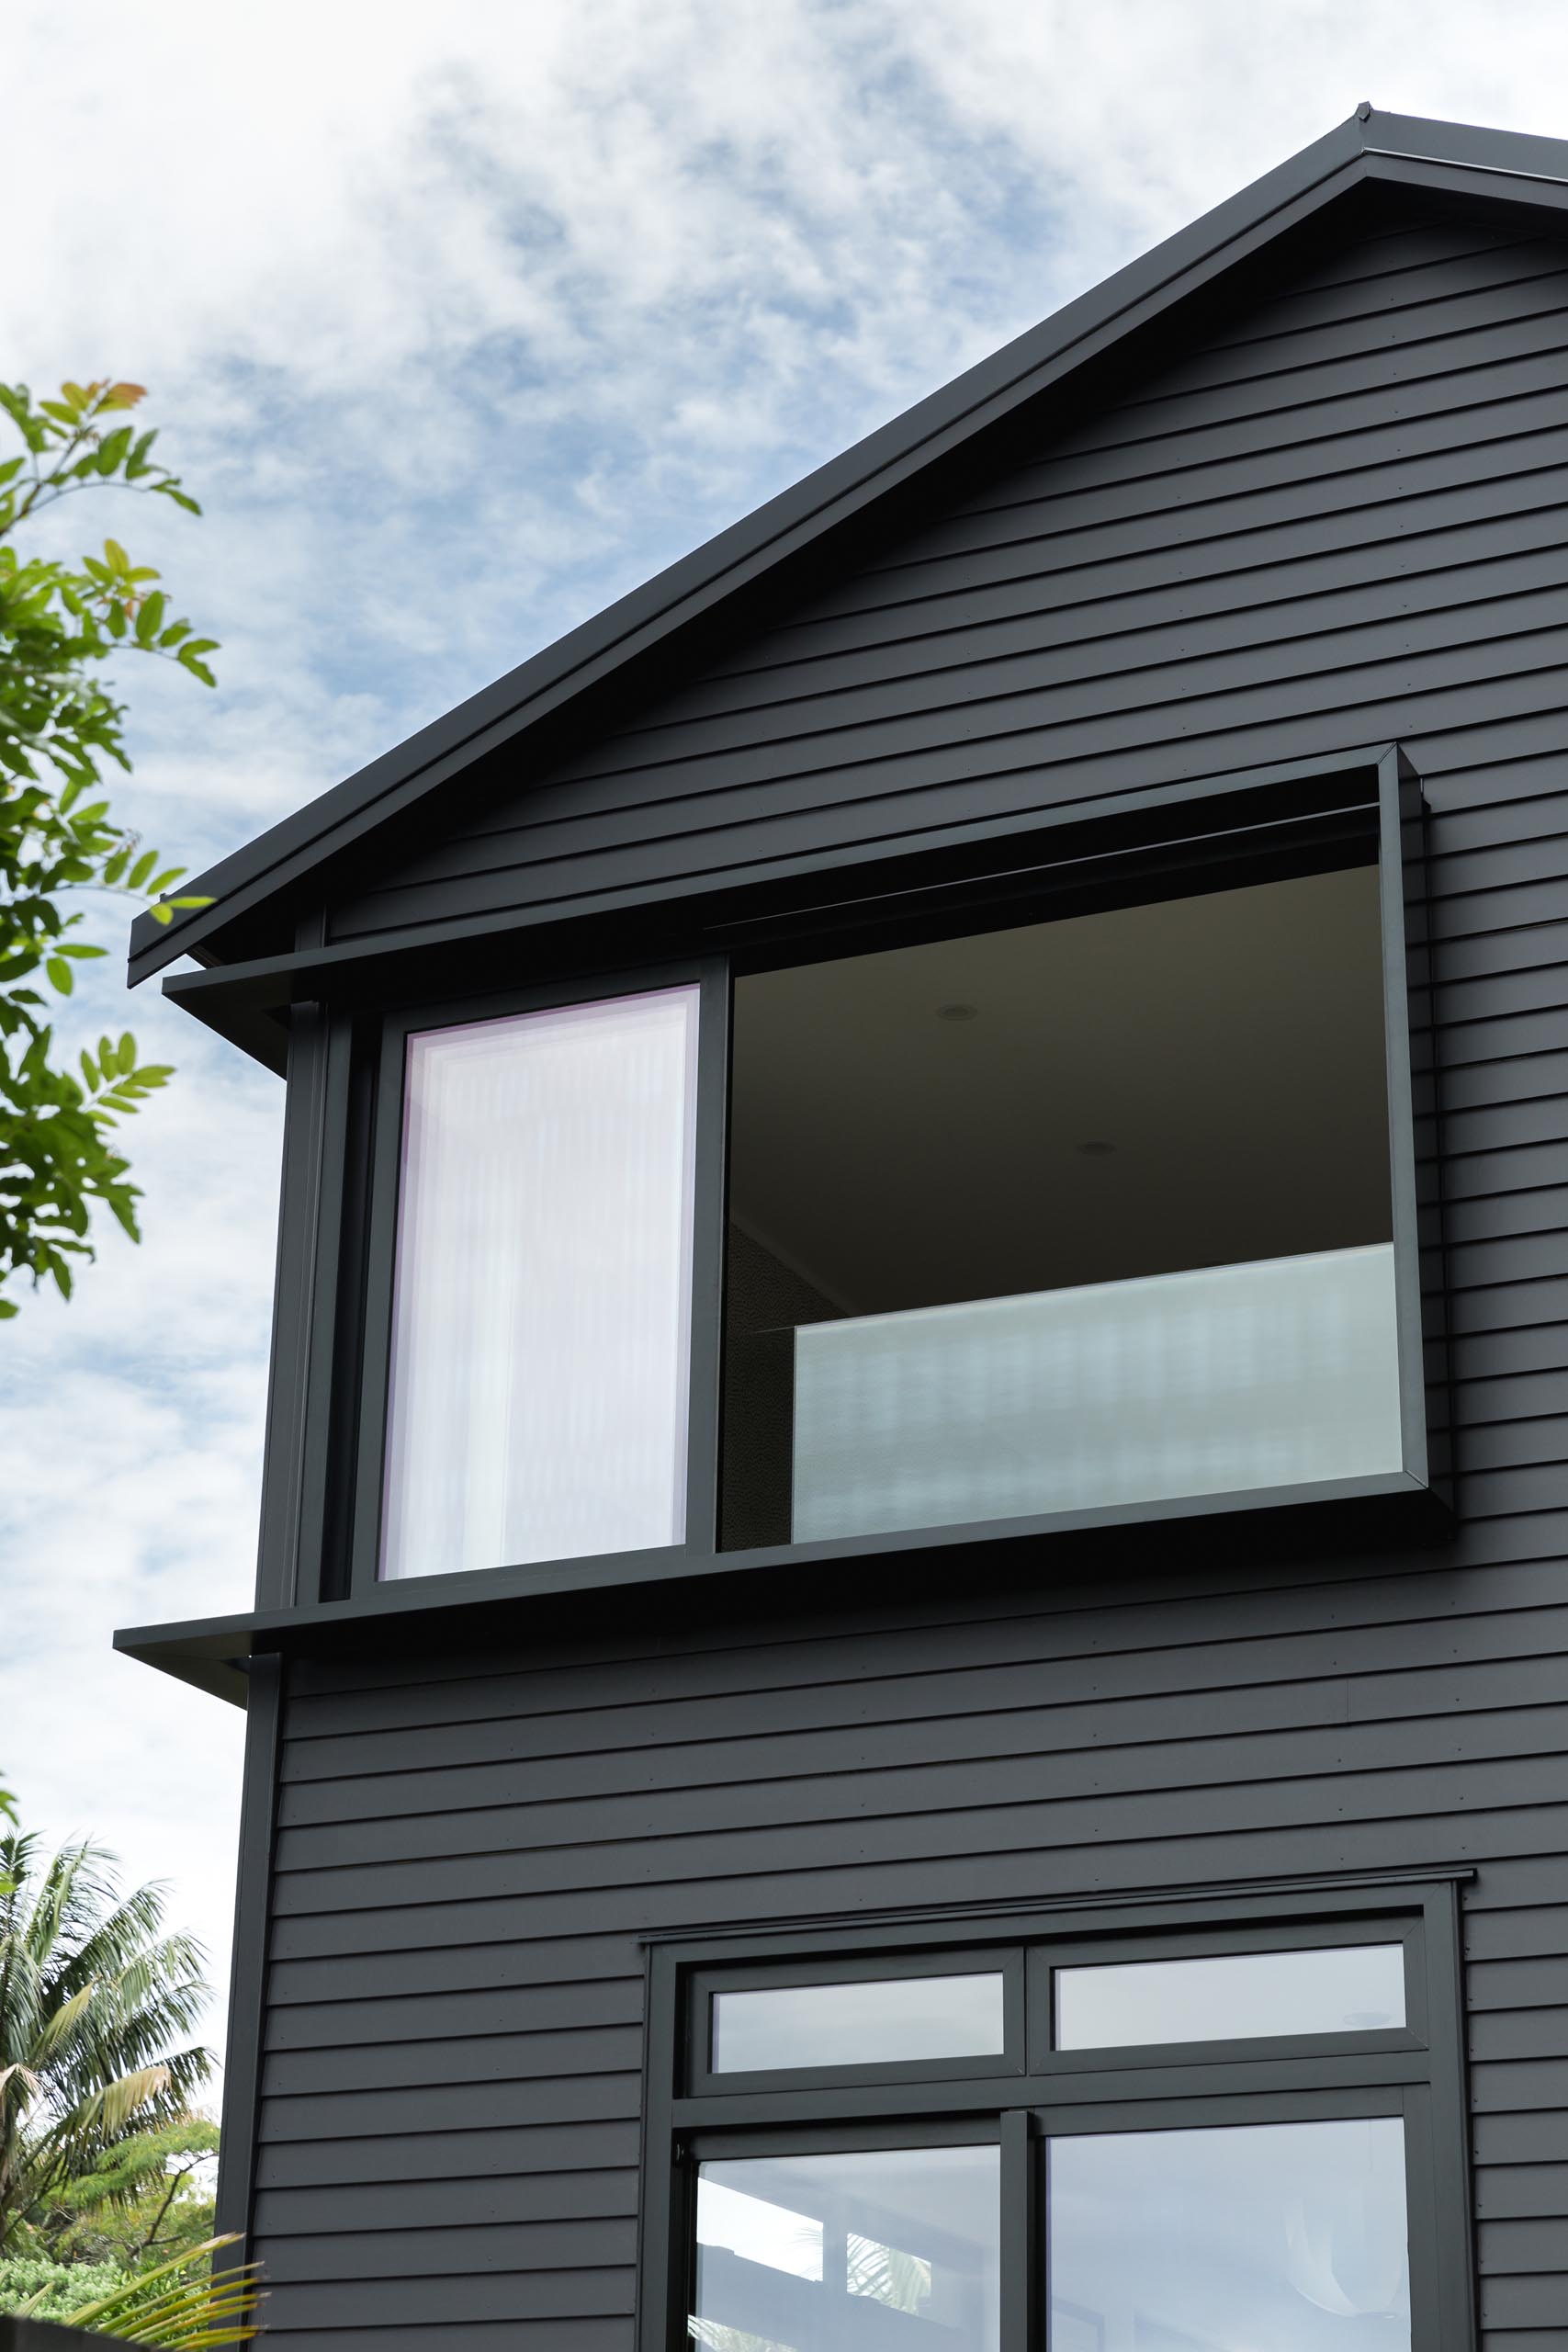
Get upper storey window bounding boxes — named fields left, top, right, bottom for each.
left=721, top=865, right=1400, bottom=1549
left=379, top=985, right=699, bottom=1580
left=361, top=762, right=1436, bottom=1589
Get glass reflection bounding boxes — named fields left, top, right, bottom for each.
left=712, top=1973, right=1005, bottom=2074
left=693, top=2144, right=999, bottom=2352
left=1055, top=1944, right=1406, bottom=2050
left=1048, top=2118, right=1410, bottom=2352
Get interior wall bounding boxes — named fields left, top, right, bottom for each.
left=727, top=865, right=1393, bottom=1318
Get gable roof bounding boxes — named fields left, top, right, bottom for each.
left=130, top=104, right=1568, bottom=1016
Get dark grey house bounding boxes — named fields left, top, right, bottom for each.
left=120, top=104, right=1568, bottom=2351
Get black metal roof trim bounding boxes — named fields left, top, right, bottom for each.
left=639, top=1866, right=1478, bottom=1947
left=127, top=107, right=1568, bottom=989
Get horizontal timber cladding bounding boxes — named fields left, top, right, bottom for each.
left=243, top=202, right=1568, bottom=2348
left=326, top=208, right=1568, bottom=949
left=256, top=1544, right=1568, bottom=2341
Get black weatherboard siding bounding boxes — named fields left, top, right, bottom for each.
left=335, top=199, right=1568, bottom=946
left=116, top=110, right=1568, bottom=2352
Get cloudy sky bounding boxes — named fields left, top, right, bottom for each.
left=7, top=0, right=1568, bottom=2072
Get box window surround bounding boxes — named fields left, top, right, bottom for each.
left=345, top=752, right=1443, bottom=1596
left=639, top=1881, right=1475, bottom=2352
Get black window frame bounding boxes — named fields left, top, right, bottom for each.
left=639, top=1875, right=1477, bottom=2352
left=347, top=956, right=732, bottom=1599
left=334, top=742, right=1446, bottom=1604
left=689, top=1944, right=1027, bottom=2097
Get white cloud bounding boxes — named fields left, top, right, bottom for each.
left=6, top=0, right=1568, bottom=2076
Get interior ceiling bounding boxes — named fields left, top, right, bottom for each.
left=728, top=865, right=1393, bottom=1318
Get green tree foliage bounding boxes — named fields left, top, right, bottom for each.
left=0, top=1832, right=210, bottom=2252
left=0, top=377, right=217, bottom=1319
left=3, top=2231, right=263, bottom=2343
left=0, top=2246, right=125, bottom=2316
left=28, top=2114, right=218, bottom=2268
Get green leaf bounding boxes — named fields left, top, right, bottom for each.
left=176, top=639, right=218, bottom=685
left=0, top=378, right=208, bottom=1319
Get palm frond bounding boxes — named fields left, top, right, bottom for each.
left=0, top=1829, right=213, bottom=2249
left=31, top=1981, right=96, bottom=2063
left=26, top=2232, right=264, bottom=2344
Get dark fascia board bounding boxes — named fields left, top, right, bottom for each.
left=117, top=1464, right=1451, bottom=1707
left=156, top=741, right=1393, bottom=1072
left=127, top=105, right=1568, bottom=998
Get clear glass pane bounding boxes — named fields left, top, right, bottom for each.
left=380, top=986, right=699, bottom=1580
left=1048, top=2119, right=1410, bottom=2352
left=712, top=1973, right=1005, bottom=2073
left=792, top=1243, right=1403, bottom=1543
left=722, top=867, right=1400, bottom=1551
left=1055, top=1943, right=1406, bottom=2049
left=694, top=2144, right=999, bottom=2352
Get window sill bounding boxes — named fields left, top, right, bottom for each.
left=116, top=1465, right=1450, bottom=1707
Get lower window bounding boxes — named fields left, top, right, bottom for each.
left=694, top=2141, right=1000, bottom=2352
left=649, top=1886, right=1473, bottom=2352
left=1048, top=2115, right=1409, bottom=2352
left=689, top=2117, right=1409, bottom=2352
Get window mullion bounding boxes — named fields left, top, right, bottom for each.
left=1000, top=2107, right=1038, bottom=2352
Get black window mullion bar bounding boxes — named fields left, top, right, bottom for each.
left=671, top=2044, right=1430, bottom=2131
left=682, top=958, right=731, bottom=1558
left=999, top=2108, right=1036, bottom=2352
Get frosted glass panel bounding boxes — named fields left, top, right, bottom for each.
left=694, top=2144, right=999, bottom=2352
left=1055, top=1944, right=1406, bottom=2050
left=712, top=1973, right=1005, bottom=2073
left=1048, top=2119, right=1410, bottom=2352
left=793, top=1242, right=1402, bottom=1543
left=380, top=986, right=699, bottom=1580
